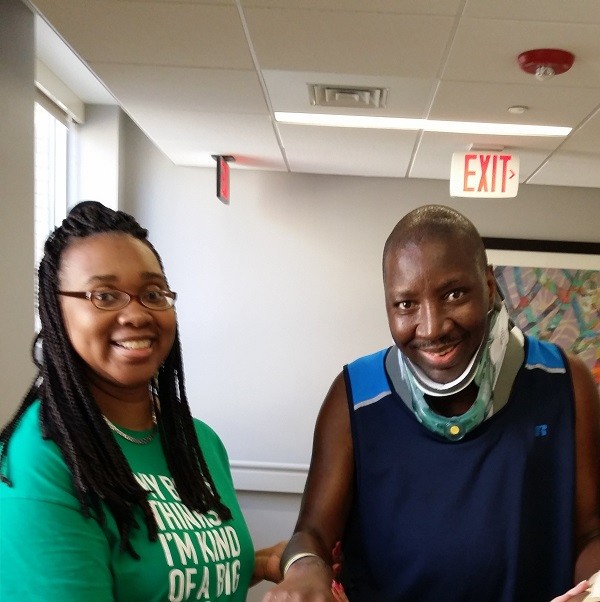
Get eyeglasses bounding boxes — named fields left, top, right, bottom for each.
left=58, top=289, right=177, bottom=311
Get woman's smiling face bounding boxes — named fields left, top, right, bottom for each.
left=58, top=232, right=176, bottom=396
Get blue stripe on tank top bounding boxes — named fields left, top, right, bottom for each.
left=525, top=336, right=566, bottom=373
left=346, top=348, right=390, bottom=409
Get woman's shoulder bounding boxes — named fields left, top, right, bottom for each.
left=1, top=401, right=74, bottom=500
left=5, top=400, right=45, bottom=453
left=192, top=416, right=223, bottom=443
left=191, top=417, right=231, bottom=466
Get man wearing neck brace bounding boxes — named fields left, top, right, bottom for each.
left=264, top=205, right=600, bottom=602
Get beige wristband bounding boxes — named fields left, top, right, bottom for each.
left=282, top=552, right=321, bottom=576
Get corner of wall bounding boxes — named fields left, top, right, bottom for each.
left=0, top=0, right=36, bottom=425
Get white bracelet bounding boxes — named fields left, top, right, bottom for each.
left=282, top=552, right=322, bottom=576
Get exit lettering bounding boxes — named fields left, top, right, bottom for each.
left=463, top=154, right=513, bottom=193
left=450, top=151, right=520, bottom=198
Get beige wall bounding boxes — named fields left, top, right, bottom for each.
left=0, top=0, right=35, bottom=426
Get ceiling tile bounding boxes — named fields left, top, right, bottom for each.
left=128, top=108, right=286, bottom=170
left=528, top=152, right=600, bottom=188
left=240, top=0, right=462, bottom=14
left=279, top=124, right=418, bottom=177
left=244, top=8, right=455, bottom=75
left=429, top=80, right=600, bottom=126
left=89, top=63, right=268, bottom=114
left=444, top=18, right=600, bottom=86
left=32, top=0, right=254, bottom=68
left=558, top=109, right=600, bottom=153
left=463, top=0, right=600, bottom=24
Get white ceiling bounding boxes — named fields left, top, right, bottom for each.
left=29, top=0, right=600, bottom=187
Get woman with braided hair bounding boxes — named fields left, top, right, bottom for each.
left=0, top=200, right=284, bottom=600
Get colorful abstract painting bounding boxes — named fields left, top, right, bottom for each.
left=494, top=266, right=600, bottom=388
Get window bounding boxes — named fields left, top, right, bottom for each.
left=34, top=92, right=73, bottom=329
left=34, top=95, right=69, bottom=268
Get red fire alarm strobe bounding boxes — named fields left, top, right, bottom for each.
left=517, top=48, right=575, bottom=80
left=212, top=155, right=234, bottom=204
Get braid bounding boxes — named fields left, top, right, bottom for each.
left=0, top=201, right=231, bottom=557
left=158, top=333, right=232, bottom=521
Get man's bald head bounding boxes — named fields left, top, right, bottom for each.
left=382, top=205, right=489, bottom=279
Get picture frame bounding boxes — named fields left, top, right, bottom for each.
left=482, top=237, right=600, bottom=388
left=483, top=237, right=600, bottom=271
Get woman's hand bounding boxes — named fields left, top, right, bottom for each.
left=331, top=580, right=349, bottom=601
left=251, top=540, right=288, bottom=585
left=550, top=580, right=590, bottom=601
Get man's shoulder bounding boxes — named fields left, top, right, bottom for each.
left=346, top=347, right=391, bottom=370
left=345, top=347, right=393, bottom=408
left=523, top=335, right=567, bottom=373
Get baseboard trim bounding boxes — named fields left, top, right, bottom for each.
left=230, top=460, right=309, bottom=494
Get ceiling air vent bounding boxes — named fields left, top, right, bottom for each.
left=309, top=84, right=388, bottom=109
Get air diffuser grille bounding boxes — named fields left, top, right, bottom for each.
left=309, top=84, right=388, bottom=109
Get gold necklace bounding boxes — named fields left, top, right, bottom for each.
left=103, top=408, right=158, bottom=445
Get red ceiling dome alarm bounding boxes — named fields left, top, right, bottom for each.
left=518, top=48, right=575, bottom=81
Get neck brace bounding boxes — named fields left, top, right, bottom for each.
left=404, top=324, right=486, bottom=397
left=401, top=303, right=511, bottom=441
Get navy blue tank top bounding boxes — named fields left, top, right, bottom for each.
left=341, top=336, right=575, bottom=601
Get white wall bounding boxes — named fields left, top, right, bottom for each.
left=236, top=491, right=301, bottom=600
left=122, top=114, right=600, bottom=471
left=76, top=104, right=121, bottom=210
left=119, top=114, right=600, bottom=598
left=0, top=0, right=35, bottom=427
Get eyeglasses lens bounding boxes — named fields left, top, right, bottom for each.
left=90, top=290, right=174, bottom=310
left=141, top=291, right=174, bottom=309
left=91, top=291, right=130, bottom=310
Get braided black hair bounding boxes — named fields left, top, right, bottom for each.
left=0, top=200, right=231, bottom=557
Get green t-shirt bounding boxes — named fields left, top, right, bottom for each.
left=0, top=401, right=254, bottom=601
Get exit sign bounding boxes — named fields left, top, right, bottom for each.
left=450, top=152, right=519, bottom=198
left=212, top=155, right=232, bottom=204
left=216, top=156, right=230, bottom=204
